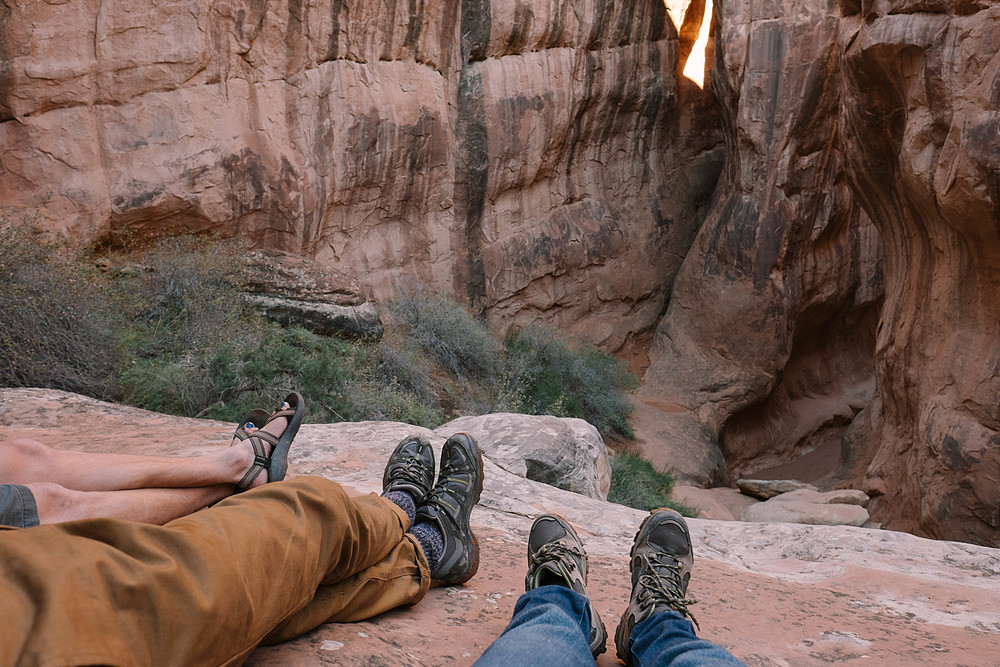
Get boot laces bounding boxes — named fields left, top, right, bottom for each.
left=425, top=474, right=470, bottom=515
left=391, top=457, right=428, bottom=487
left=532, top=541, right=586, bottom=570
left=637, top=552, right=700, bottom=630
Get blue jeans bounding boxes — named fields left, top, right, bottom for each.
left=474, top=585, right=745, bottom=667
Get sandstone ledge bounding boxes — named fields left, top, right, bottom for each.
left=1, top=389, right=998, bottom=666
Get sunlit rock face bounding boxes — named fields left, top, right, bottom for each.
left=0, top=0, right=722, bottom=351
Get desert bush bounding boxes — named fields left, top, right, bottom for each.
left=112, top=236, right=271, bottom=417
left=389, top=286, right=501, bottom=383
left=113, top=235, right=255, bottom=358
left=503, top=325, right=637, bottom=439
left=608, top=451, right=698, bottom=516
left=2, top=227, right=639, bottom=439
left=0, top=218, right=119, bottom=396
left=340, top=367, right=444, bottom=427
left=115, top=249, right=453, bottom=425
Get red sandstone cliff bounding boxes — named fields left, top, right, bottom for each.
left=0, top=0, right=721, bottom=352
left=3, top=1, right=1000, bottom=547
left=639, top=0, right=1000, bottom=547
left=838, top=0, right=1000, bottom=546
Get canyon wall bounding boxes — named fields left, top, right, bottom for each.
left=641, top=0, right=1000, bottom=546
left=0, top=0, right=721, bottom=351
left=838, top=0, right=1000, bottom=545
left=4, top=0, right=1000, bottom=546
left=635, top=0, right=883, bottom=488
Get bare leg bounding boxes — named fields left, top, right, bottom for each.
left=0, top=412, right=289, bottom=492
left=27, top=481, right=234, bottom=525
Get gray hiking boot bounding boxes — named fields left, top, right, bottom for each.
left=414, top=432, right=483, bottom=584
left=615, top=509, right=699, bottom=665
left=525, top=514, right=608, bottom=656
left=382, top=434, right=436, bottom=503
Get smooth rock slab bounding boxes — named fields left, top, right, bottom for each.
left=3, top=389, right=999, bottom=666
left=740, top=489, right=871, bottom=527
left=671, top=485, right=759, bottom=521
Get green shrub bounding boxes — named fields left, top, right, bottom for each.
left=0, top=218, right=119, bottom=396
left=503, top=325, right=637, bottom=439
left=389, top=285, right=501, bottom=383
left=608, top=452, right=698, bottom=517
left=112, top=235, right=255, bottom=359
left=113, top=235, right=272, bottom=418
left=1, top=227, right=639, bottom=440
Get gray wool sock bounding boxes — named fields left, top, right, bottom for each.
left=411, top=521, right=444, bottom=573
left=383, top=490, right=417, bottom=524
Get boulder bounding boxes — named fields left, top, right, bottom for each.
left=740, top=489, right=871, bottom=527
left=436, top=413, right=611, bottom=501
left=241, top=249, right=384, bottom=339
left=737, top=479, right=819, bottom=500
left=243, top=250, right=366, bottom=308
left=670, top=485, right=759, bottom=521
left=243, top=296, right=383, bottom=340
left=3, top=388, right=999, bottom=666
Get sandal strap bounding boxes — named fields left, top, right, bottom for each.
left=267, top=407, right=296, bottom=422
left=233, top=409, right=271, bottom=443
left=233, top=424, right=254, bottom=442
left=235, top=430, right=281, bottom=491
left=266, top=396, right=299, bottom=424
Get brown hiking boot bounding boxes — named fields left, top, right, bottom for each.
left=525, top=513, right=607, bottom=656
left=615, top=509, right=699, bottom=665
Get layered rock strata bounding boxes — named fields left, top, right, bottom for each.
left=640, top=0, right=1000, bottom=547
left=242, top=250, right=384, bottom=338
left=0, top=0, right=722, bottom=351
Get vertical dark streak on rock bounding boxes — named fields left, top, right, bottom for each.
left=287, top=0, right=303, bottom=44
left=327, top=0, right=348, bottom=61
left=403, top=0, right=425, bottom=50
left=456, top=0, right=491, bottom=312
left=588, top=0, right=609, bottom=50
left=0, top=2, right=12, bottom=122
left=277, top=0, right=304, bottom=251
left=540, top=1, right=567, bottom=49
left=381, top=0, right=398, bottom=61
left=638, top=29, right=668, bottom=217
left=461, top=0, right=490, bottom=63
left=506, top=3, right=533, bottom=53
left=616, top=0, right=639, bottom=48
left=564, top=51, right=598, bottom=205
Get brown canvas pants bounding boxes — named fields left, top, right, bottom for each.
left=0, top=477, right=430, bottom=666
